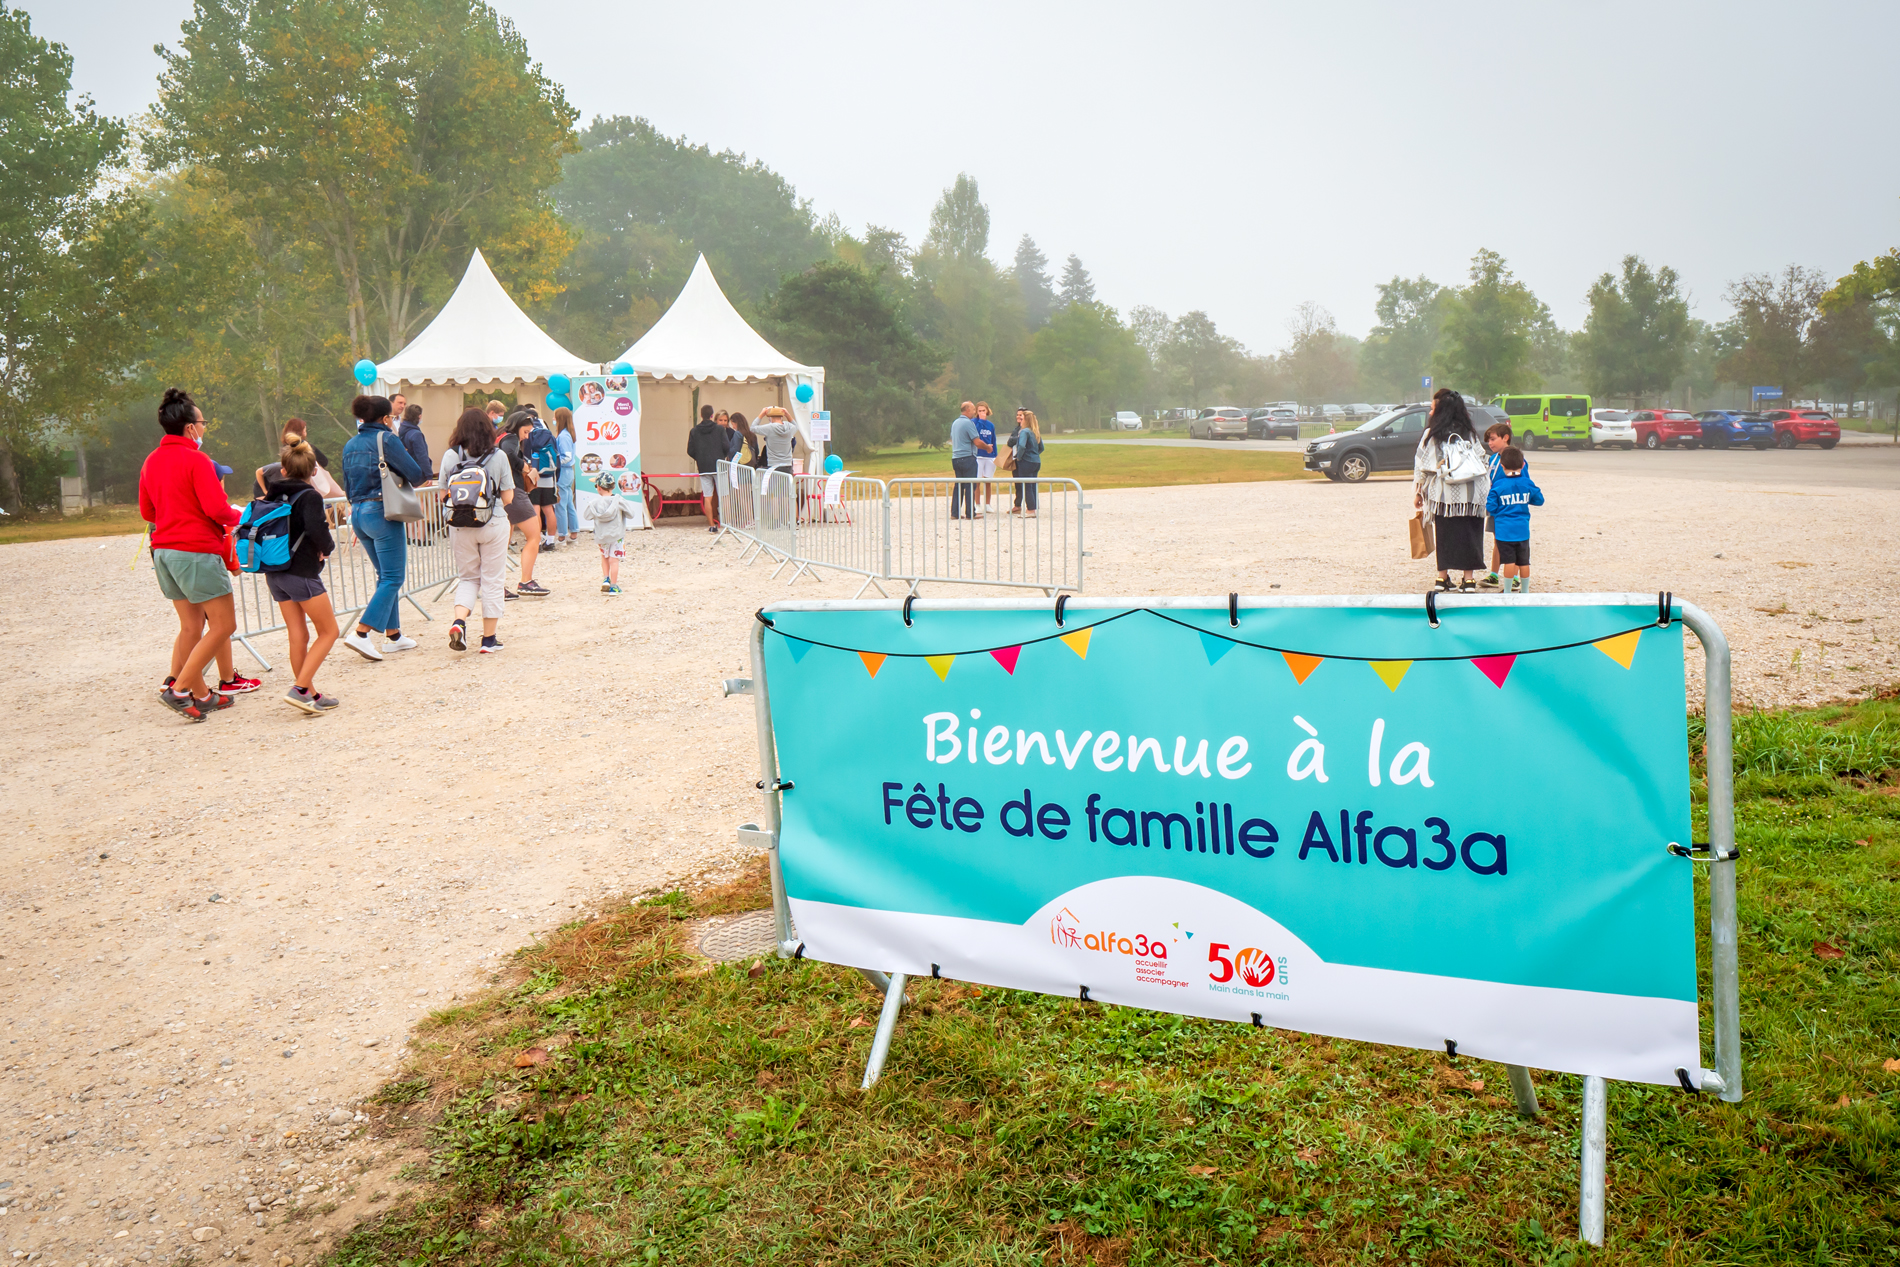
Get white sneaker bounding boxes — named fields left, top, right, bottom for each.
left=341, top=629, right=384, bottom=662
left=384, top=635, right=419, bottom=652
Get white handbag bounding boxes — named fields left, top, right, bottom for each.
left=1440, top=434, right=1488, bottom=485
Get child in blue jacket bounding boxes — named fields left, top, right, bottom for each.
left=1483, top=446, right=1543, bottom=593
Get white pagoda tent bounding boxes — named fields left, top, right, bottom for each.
left=617, top=254, right=825, bottom=475
left=374, top=249, right=597, bottom=462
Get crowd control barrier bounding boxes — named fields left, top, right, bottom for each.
left=713, top=461, right=1087, bottom=597
left=233, top=493, right=455, bottom=671
left=727, top=592, right=1740, bottom=1248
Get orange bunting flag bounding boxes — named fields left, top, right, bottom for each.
left=925, top=654, right=956, bottom=681
left=858, top=651, right=887, bottom=678
left=1058, top=628, right=1092, bottom=659
left=990, top=646, right=1022, bottom=674
left=1593, top=630, right=1642, bottom=669
left=1370, top=660, right=1412, bottom=692
left=1281, top=652, right=1324, bottom=684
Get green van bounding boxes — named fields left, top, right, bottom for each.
left=1493, top=393, right=1592, bottom=449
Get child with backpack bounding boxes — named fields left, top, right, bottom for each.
left=440, top=407, right=518, bottom=653
left=1483, top=445, right=1544, bottom=593
left=525, top=416, right=562, bottom=550
left=242, top=439, right=340, bottom=712
left=583, top=472, right=642, bottom=594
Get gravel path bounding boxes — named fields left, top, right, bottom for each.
left=0, top=453, right=1891, bottom=1267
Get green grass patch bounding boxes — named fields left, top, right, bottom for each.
left=0, top=504, right=147, bottom=546
left=837, top=442, right=1314, bottom=490
left=332, top=697, right=1900, bottom=1266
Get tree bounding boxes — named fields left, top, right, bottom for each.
left=1434, top=249, right=1545, bottom=399
left=1058, top=254, right=1096, bottom=308
left=1573, top=255, right=1691, bottom=406
left=1162, top=312, right=1240, bottom=406
left=1281, top=303, right=1356, bottom=407
left=1717, top=266, right=1827, bottom=401
left=1359, top=275, right=1446, bottom=402
left=552, top=115, right=835, bottom=355
left=0, top=5, right=151, bottom=510
left=1822, top=248, right=1900, bottom=436
left=1030, top=303, right=1144, bottom=429
left=1013, top=235, right=1055, bottom=330
left=767, top=261, right=945, bottom=457
left=149, top=0, right=579, bottom=362
left=913, top=175, right=1029, bottom=411
left=922, top=173, right=989, bottom=264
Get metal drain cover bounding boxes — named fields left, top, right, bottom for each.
left=697, top=909, right=782, bottom=962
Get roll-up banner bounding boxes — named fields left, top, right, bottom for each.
left=571, top=373, right=642, bottom=524
left=759, top=597, right=1701, bottom=1086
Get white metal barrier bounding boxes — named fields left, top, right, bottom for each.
left=713, top=462, right=1087, bottom=596
left=233, top=493, right=451, bottom=670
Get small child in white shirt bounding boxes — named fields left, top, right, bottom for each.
left=583, top=473, right=642, bottom=594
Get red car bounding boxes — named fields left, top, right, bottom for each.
left=1762, top=409, right=1840, bottom=449
left=1631, top=409, right=1701, bottom=450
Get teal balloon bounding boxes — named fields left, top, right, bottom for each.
left=794, top=382, right=815, bottom=403
left=547, top=374, right=571, bottom=394
left=352, top=359, right=377, bottom=386
left=546, top=392, right=571, bottom=411
left=824, top=454, right=843, bottom=474
left=610, top=361, right=634, bottom=375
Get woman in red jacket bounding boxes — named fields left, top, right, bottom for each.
left=138, top=388, right=243, bottom=721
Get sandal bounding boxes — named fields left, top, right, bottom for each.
left=1458, top=579, right=1478, bottom=593
left=1433, top=577, right=1455, bottom=591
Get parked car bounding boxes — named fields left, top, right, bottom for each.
left=1495, top=393, right=1593, bottom=448
left=1631, top=409, right=1701, bottom=449
left=1319, top=404, right=1348, bottom=425
left=1248, top=407, right=1300, bottom=439
left=1344, top=403, right=1378, bottom=420
left=1160, top=407, right=1198, bottom=426
left=1303, top=405, right=1427, bottom=482
left=1188, top=407, right=1251, bottom=440
left=1761, top=409, right=1840, bottom=449
left=1696, top=410, right=1776, bottom=450
left=1112, top=411, right=1143, bottom=430
left=1589, top=408, right=1637, bottom=449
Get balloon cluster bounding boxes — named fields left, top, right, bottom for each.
left=545, top=373, right=572, bottom=411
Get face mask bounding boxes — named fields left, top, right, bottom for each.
left=193, top=435, right=203, bottom=448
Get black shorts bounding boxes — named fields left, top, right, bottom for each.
left=1497, top=539, right=1530, bottom=567
left=529, top=486, right=558, bottom=507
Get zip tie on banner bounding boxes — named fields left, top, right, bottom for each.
left=1657, top=591, right=1673, bottom=628
left=1444, top=1039, right=1458, bottom=1059
left=931, top=963, right=941, bottom=979
left=1078, top=985, right=1091, bottom=1003
left=1425, top=589, right=1440, bottom=629
left=1054, top=594, right=1068, bottom=627
left=1228, top=592, right=1239, bottom=628
left=902, top=594, right=916, bottom=627
left=1251, top=1013, right=1264, bottom=1028
left=792, top=943, right=806, bottom=960
left=1673, top=1068, right=1698, bottom=1094
left=1668, top=841, right=1740, bottom=863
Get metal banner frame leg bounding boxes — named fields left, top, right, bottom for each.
left=860, top=971, right=908, bottom=1089
left=1579, top=1074, right=1607, bottom=1246
left=1505, top=1064, right=1540, bottom=1117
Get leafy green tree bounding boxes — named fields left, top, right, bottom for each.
left=1821, top=249, right=1900, bottom=435
left=149, top=0, right=579, bottom=361
left=1058, top=254, right=1096, bottom=308
left=1281, top=302, right=1357, bottom=407
left=1573, top=256, right=1691, bottom=406
left=1717, top=266, right=1827, bottom=402
left=552, top=115, right=836, bottom=355
left=1359, top=276, right=1446, bottom=402
left=913, top=175, right=1029, bottom=414
left=1030, top=303, right=1144, bottom=428
left=1162, top=311, right=1239, bottom=406
left=1013, top=236, right=1055, bottom=330
left=922, top=172, right=989, bottom=264
left=1434, top=249, right=1545, bottom=399
left=0, top=4, right=151, bottom=510
left=766, top=261, right=944, bottom=457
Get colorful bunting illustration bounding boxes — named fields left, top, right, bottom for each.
left=1593, top=630, right=1642, bottom=669
left=1199, top=631, right=1235, bottom=665
left=1059, top=628, right=1092, bottom=659
left=925, top=654, right=956, bottom=681
left=990, top=646, right=1022, bottom=675
left=858, top=651, right=887, bottom=678
left=1472, top=654, right=1517, bottom=688
left=787, top=638, right=812, bottom=663
left=1370, top=660, right=1412, bottom=691
left=1282, top=652, right=1324, bottom=684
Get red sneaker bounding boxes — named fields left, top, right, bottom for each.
left=219, top=675, right=263, bottom=694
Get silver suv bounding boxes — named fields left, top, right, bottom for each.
left=1188, top=407, right=1251, bottom=441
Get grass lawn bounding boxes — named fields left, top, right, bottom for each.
left=840, top=442, right=1314, bottom=490
left=0, top=504, right=146, bottom=546
left=330, top=696, right=1899, bottom=1265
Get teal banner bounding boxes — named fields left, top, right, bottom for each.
left=761, top=598, right=1701, bottom=1084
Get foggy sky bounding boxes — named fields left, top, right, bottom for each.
left=22, top=0, right=1900, bottom=353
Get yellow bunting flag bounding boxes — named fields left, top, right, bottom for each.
left=1281, top=652, right=1324, bottom=685
left=1593, top=630, right=1642, bottom=669
left=858, top=652, right=887, bottom=678
left=1370, top=660, right=1412, bottom=692
left=925, top=654, right=956, bottom=681
left=1059, top=628, right=1093, bottom=659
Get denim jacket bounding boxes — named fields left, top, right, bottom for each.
left=341, top=421, right=427, bottom=504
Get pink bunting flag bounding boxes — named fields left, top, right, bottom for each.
left=1471, top=654, right=1517, bottom=688
left=990, top=645, right=1022, bottom=675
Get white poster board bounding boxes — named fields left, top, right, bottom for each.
left=571, top=374, right=646, bottom=529
left=808, top=411, right=831, bottom=443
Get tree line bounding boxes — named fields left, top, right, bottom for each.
left=4, top=0, right=1898, bottom=509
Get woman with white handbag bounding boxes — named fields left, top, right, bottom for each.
left=1412, top=389, right=1492, bottom=592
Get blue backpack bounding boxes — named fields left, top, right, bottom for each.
left=234, top=489, right=310, bottom=573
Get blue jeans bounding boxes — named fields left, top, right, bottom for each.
left=1013, top=460, right=1041, bottom=510
left=950, top=457, right=978, bottom=517
left=556, top=477, right=578, bottom=536
left=352, top=501, right=407, bottom=632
